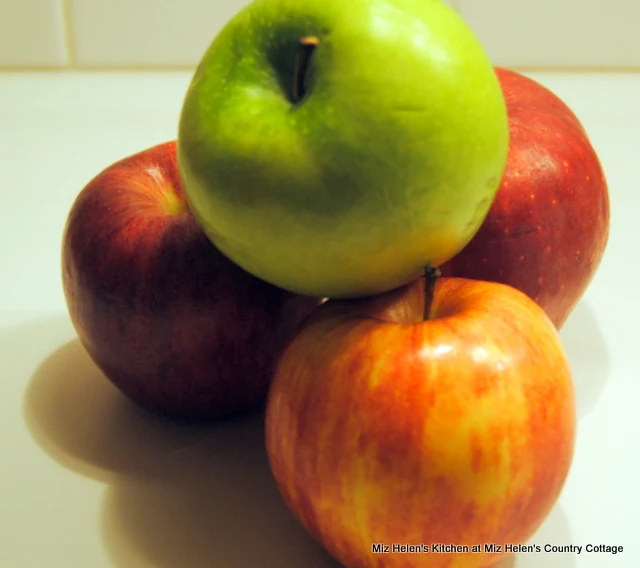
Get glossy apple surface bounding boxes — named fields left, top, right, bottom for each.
left=61, top=141, right=319, bottom=421
left=266, top=276, right=575, bottom=568
left=441, top=68, right=610, bottom=328
left=178, top=0, right=509, bottom=299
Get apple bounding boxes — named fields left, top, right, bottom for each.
left=440, top=67, right=610, bottom=328
left=177, top=0, right=509, bottom=299
left=265, top=274, right=575, bottom=568
left=61, top=141, right=319, bottom=421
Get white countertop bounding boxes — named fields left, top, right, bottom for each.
left=1, top=70, right=638, bottom=568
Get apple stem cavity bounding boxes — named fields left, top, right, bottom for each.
left=294, top=36, right=319, bottom=103
left=423, top=266, right=441, bottom=321
left=163, top=191, right=187, bottom=216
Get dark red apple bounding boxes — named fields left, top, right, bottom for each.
left=440, top=67, right=610, bottom=328
left=61, top=141, right=319, bottom=421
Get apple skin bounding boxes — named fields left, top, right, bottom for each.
left=265, top=276, right=575, bottom=568
left=178, top=0, right=509, bottom=299
left=440, top=68, right=610, bottom=329
left=61, top=141, right=320, bottom=421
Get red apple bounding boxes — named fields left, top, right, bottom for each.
left=441, top=67, right=610, bottom=329
left=266, top=275, right=575, bottom=568
left=61, top=141, right=319, bottom=421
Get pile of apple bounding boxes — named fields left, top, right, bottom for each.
left=61, top=0, right=610, bottom=567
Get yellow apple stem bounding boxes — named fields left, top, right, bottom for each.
left=294, top=36, right=320, bottom=102
left=423, top=266, right=441, bottom=321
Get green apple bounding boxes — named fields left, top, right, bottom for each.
left=178, top=0, right=509, bottom=298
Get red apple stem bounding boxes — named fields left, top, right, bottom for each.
left=423, top=266, right=441, bottom=321
left=294, top=36, right=320, bottom=103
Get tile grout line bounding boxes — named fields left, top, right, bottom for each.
left=1, top=65, right=639, bottom=73
left=60, top=0, right=76, bottom=68
left=509, top=65, right=640, bottom=73
left=0, top=65, right=197, bottom=72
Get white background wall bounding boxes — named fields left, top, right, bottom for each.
left=1, top=0, right=638, bottom=69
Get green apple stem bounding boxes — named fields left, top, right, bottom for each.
left=294, top=36, right=319, bottom=103
left=423, top=266, right=441, bottom=321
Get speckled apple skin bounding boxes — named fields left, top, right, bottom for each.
left=266, top=276, right=575, bottom=568
left=62, top=141, right=319, bottom=421
left=441, top=68, right=610, bottom=329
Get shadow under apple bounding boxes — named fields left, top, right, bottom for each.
left=23, top=338, right=342, bottom=568
left=24, top=339, right=222, bottom=483
left=100, top=411, right=344, bottom=568
left=21, top=313, right=594, bottom=568
left=558, top=300, right=611, bottom=419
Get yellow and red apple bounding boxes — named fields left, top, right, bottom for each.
left=265, top=275, right=576, bottom=568
left=61, top=141, right=319, bottom=421
left=441, top=68, right=610, bottom=328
